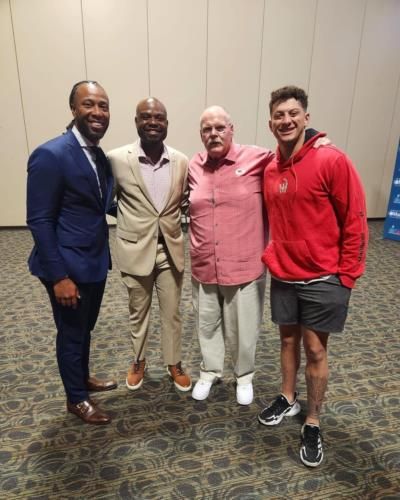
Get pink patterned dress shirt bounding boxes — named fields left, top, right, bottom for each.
left=138, top=142, right=170, bottom=213
left=189, top=143, right=274, bottom=285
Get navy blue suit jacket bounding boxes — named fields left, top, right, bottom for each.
left=27, top=130, right=113, bottom=283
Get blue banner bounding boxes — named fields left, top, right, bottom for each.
left=383, top=139, right=400, bottom=241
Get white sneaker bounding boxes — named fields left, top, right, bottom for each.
left=236, top=383, right=253, bottom=405
left=192, top=379, right=213, bottom=400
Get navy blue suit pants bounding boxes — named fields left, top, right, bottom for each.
left=41, top=279, right=106, bottom=403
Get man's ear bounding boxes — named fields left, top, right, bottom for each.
left=268, top=120, right=272, bottom=132
left=304, top=112, right=310, bottom=127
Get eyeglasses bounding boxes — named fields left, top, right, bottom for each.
left=201, top=125, right=230, bottom=136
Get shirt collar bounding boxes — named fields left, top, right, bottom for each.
left=201, top=142, right=238, bottom=168
left=71, top=125, right=97, bottom=148
left=137, top=140, right=169, bottom=165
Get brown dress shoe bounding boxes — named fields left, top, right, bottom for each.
left=167, top=362, right=192, bottom=391
left=67, top=400, right=111, bottom=425
left=126, top=359, right=146, bottom=390
left=87, top=376, right=118, bottom=392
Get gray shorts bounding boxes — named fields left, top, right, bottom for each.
left=270, top=276, right=352, bottom=333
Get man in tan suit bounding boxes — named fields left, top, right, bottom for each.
left=107, top=97, right=191, bottom=392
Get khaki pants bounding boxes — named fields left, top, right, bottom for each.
left=192, top=274, right=266, bottom=383
left=121, top=243, right=183, bottom=365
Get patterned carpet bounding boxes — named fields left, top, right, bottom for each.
left=0, top=220, right=399, bottom=499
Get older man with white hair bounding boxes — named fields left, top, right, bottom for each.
left=188, top=106, right=274, bottom=405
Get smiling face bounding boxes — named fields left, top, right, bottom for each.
left=135, top=98, right=168, bottom=147
left=200, top=106, right=234, bottom=160
left=71, top=82, right=110, bottom=143
left=269, top=98, right=309, bottom=151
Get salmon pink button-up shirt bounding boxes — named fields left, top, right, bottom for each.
left=189, top=143, right=274, bottom=286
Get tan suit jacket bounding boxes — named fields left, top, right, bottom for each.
left=107, top=141, right=188, bottom=276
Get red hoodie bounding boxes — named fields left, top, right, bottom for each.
left=262, top=132, right=368, bottom=288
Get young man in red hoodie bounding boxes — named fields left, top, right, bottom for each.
left=258, top=86, right=368, bottom=467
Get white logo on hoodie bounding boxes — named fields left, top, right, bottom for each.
left=279, top=178, right=288, bottom=193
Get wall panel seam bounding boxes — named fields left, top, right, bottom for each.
left=9, top=0, right=29, bottom=156
left=146, top=0, right=151, bottom=96
left=254, top=0, right=266, bottom=145
left=307, top=0, right=319, bottom=94
left=205, top=0, right=209, bottom=108
left=80, top=0, right=88, bottom=78
left=345, top=0, right=367, bottom=152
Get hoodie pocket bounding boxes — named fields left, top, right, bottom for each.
left=262, top=240, right=326, bottom=278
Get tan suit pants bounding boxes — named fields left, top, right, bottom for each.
left=121, top=243, right=183, bottom=365
left=192, top=274, right=266, bottom=383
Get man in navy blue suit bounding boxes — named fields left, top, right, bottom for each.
left=27, top=81, right=117, bottom=425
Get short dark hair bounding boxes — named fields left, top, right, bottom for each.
left=68, top=80, right=99, bottom=109
left=269, top=86, right=308, bottom=114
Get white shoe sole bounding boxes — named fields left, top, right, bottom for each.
left=175, top=384, right=192, bottom=392
left=166, top=367, right=192, bottom=391
left=258, top=401, right=301, bottom=426
left=126, top=377, right=144, bottom=391
left=237, top=397, right=253, bottom=405
left=300, top=449, right=324, bottom=467
left=172, top=379, right=192, bottom=392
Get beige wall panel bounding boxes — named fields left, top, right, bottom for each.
left=308, top=0, right=366, bottom=149
left=347, top=0, right=400, bottom=217
left=148, top=0, right=207, bottom=158
left=0, top=0, right=28, bottom=226
left=2, top=0, right=400, bottom=226
left=256, top=0, right=317, bottom=149
left=11, top=0, right=86, bottom=151
left=376, top=79, right=400, bottom=216
left=82, top=0, right=149, bottom=152
left=207, top=0, right=264, bottom=146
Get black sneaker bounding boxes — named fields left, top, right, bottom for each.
left=258, top=393, right=301, bottom=426
left=300, top=424, right=324, bottom=467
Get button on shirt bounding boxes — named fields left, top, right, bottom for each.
left=138, top=142, right=170, bottom=212
left=189, top=143, right=274, bottom=286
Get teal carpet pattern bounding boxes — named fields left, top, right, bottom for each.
left=0, top=220, right=399, bottom=499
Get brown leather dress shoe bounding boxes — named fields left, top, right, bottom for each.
left=87, top=376, right=118, bottom=392
left=126, top=359, right=146, bottom=390
left=67, top=400, right=111, bottom=425
left=167, top=362, right=192, bottom=391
